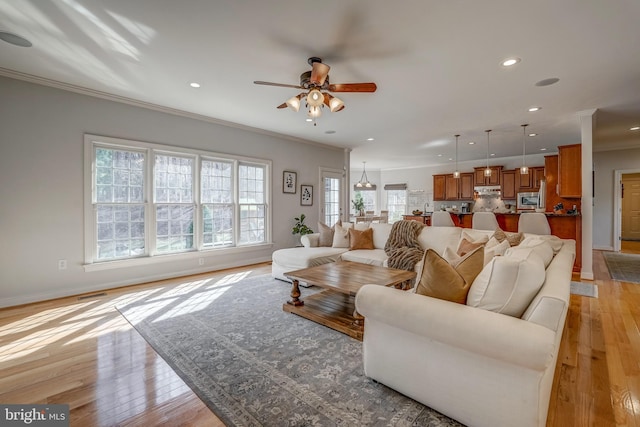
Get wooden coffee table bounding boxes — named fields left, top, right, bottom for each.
left=283, top=261, right=416, bottom=340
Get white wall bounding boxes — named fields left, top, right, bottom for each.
left=0, top=76, right=344, bottom=307
left=593, top=147, right=640, bottom=249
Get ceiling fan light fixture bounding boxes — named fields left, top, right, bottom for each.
left=329, top=96, right=344, bottom=112
left=286, top=95, right=301, bottom=112
left=308, top=105, right=322, bottom=118
left=307, top=89, right=324, bottom=107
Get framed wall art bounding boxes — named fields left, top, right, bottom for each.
left=300, top=185, right=313, bottom=206
left=283, top=171, right=297, bottom=193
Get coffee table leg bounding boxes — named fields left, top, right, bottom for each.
left=287, top=279, right=304, bottom=307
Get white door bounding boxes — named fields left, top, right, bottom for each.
left=320, top=168, right=343, bottom=226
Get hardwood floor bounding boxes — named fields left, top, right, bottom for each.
left=1, top=254, right=639, bottom=426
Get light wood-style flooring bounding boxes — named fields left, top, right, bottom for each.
left=1, top=251, right=640, bottom=426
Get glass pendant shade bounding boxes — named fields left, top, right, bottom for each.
left=453, top=134, right=460, bottom=179
left=329, top=96, right=344, bottom=112
left=484, top=130, right=492, bottom=177
left=306, top=89, right=324, bottom=107
left=308, top=105, right=322, bottom=118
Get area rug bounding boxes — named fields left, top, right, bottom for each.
left=603, top=251, right=640, bottom=284
left=117, top=274, right=461, bottom=427
left=570, top=281, right=598, bottom=298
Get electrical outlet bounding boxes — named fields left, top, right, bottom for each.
left=198, top=258, right=204, bottom=266
left=58, top=259, right=67, bottom=270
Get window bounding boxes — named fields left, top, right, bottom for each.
left=384, top=184, right=408, bottom=223
left=85, top=135, right=270, bottom=268
left=353, top=189, right=376, bottom=212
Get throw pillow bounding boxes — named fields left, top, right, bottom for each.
left=332, top=222, right=352, bottom=248
left=317, top=221, right=334, bottom=247
left=492, top=228, right=524, bottom=246
left=505, top=239, right=554, bottom=268
left=483, top=237, right=510, bottom=265
left=466, top=253, right=546, bottom=317
left=349, top=227, right=375, bottom=250
left=456, top=238, right=485, bottom=257
left=415, top=247, right=484, bottom=304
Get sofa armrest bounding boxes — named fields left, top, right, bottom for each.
left=355, top=285, right=557, bottom=371
left=301, top=233, right=320, bottom=247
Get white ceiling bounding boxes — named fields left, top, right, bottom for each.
left=1, top=0, right=640, bottom=170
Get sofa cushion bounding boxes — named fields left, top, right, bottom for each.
left=521, top=234, right=564, bottom=254
left=484, top=237, right=510, bottom=265
left=272, top=247, right=348, bottom=270
left=467, top=252, right=546, bottom=317
left=371, top=222, right=393, bottom=249
left=349, top=227, right=375, bottom=250
left=317, top=221, right=335, bottom=247
left=341, top=248, right=388, bottom=267
left=417, top=226, right=462, bottom=255
left=415, top=247, right=484, bottom=304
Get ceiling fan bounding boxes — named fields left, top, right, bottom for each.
left=253, top=57, right=377, bottom=123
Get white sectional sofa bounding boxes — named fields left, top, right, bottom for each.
left=355, top=238, right=575, bottom=427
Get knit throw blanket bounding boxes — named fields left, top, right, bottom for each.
left=384, top=220, right=425, bottom=272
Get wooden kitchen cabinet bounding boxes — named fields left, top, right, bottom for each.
left=558, top=144, right=581, bottom=198
left=445, top=173, right=474, bottom=200
left=501, top=169, right=517, bottom=199
left=433, top=174, right=447, bottom=201
left=517, top=166, right=545, bottom=191
left=474, top=166, right=502, bottom=186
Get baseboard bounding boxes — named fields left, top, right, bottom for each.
left=0, top=256, right=272, bottom=309
left=580, top=271, right=595, bottom=280
left=593, top=245, right=614, bottom=251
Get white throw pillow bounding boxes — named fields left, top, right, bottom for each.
left=483, top=238, right=510, bottom=265
left=371, top=222, right=393, bottom=249
left=521, top=234, right=564, bottom=254
left=332, top=222, right=353, bottom=248
left=505, top=239, right=554, bottom=268
left=467, top=253, right=546, bottom=317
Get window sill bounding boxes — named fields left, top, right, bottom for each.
left=83, top=242, right=274, bottom=272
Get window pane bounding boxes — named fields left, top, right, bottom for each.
left=238, top=164, right=266, bottom=245
left=155, top=154, right=193, bottom=203
left=202, top=160, right=233, bottom=203
left=202, top=204, right=234, bottom=247
left=386, top=190, right=407, bottom=223
left=95, top=148, right=145, bottom=203
left=156, top=204, right=194, bottom=253
left=96, top=205, right=145, bottom=260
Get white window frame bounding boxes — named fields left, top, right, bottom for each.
left=83, top=134, right=272, bottom=271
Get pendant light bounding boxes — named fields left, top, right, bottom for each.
left=453, top=134, right=460, bottom=178
left=484, top=130, right=492, bottom=177
left=520, top=124, right=529, bottom=175
left=356, top=161, right=372, bottom=188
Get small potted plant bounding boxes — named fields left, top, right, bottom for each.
left=352, top=193, right=365, bottom=216
left=292, top=214, right=314, bottom=246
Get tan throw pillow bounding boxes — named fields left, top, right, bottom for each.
left=415, top=247, right=484, bottom=304
left=457, top=238, right=485, bottom=257
left=349, top=227, right=374, bottom=250
left=317, top=221, right=334, bottom=247
left=492, top=228, right=524, bottom=247
left=332, top=222, right=352, bottom=248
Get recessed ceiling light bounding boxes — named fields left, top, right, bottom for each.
left=535, top=77, right=560, bottom=87
left=325, top=130, right=336, bottom=134
left=540, top=148, right=547, bottom=151
left=528, top=133, right=537, bottom=137
left=305, top=118, right=313, bottom=122
left=468, top=141, right=475, bottom=145
left=501, top=57, right=521, bottom=67
left=528, top=106, right=541, bottom=112
left=448, top=158, right=453, bottom=161
left=437, top=154, right=442, bottom=157
left=189, top=82, right=201, bottom=88
left=366, top=137, right=375, bottom=141
left=630, top=126, right=640, bottom=131
left=0, top=31, right=32, bottom=47
left=490, top=153, right=496, bottom=156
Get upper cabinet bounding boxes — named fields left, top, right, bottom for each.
left=517, top=166, right=545, bottom=191
left=434, top=173, right=474, bottom=201
left=558, top=144, right=581, bottom=198
left=501, top=169, right=517, bottom=199
left=474, top=166, right=502, bottom=186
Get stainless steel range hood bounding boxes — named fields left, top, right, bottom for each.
left=474, top=185, right=501, bottom=197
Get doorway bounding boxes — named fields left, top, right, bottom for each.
left=320, top=168, right=344, bottom=226
left=614, top=169, right=640, bottom=252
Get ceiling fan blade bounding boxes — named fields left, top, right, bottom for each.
left=254, top=81, right=303, bottom=89
left=328, top=83, right=377, bottom=92
left=277, top=102, right=288, bottom=109
left=310, top=62, right=330, bottom=86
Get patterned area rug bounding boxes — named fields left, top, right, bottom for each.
left=117, top=274, right=461, bottom=427
left=603, top=251, right=640, bottom=284
left=570, top=281, right=598, bottom=298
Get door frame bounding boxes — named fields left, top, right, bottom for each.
left=319, top=167, right=345, bottom=225
left=613, top=168, right=640, bottom=251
